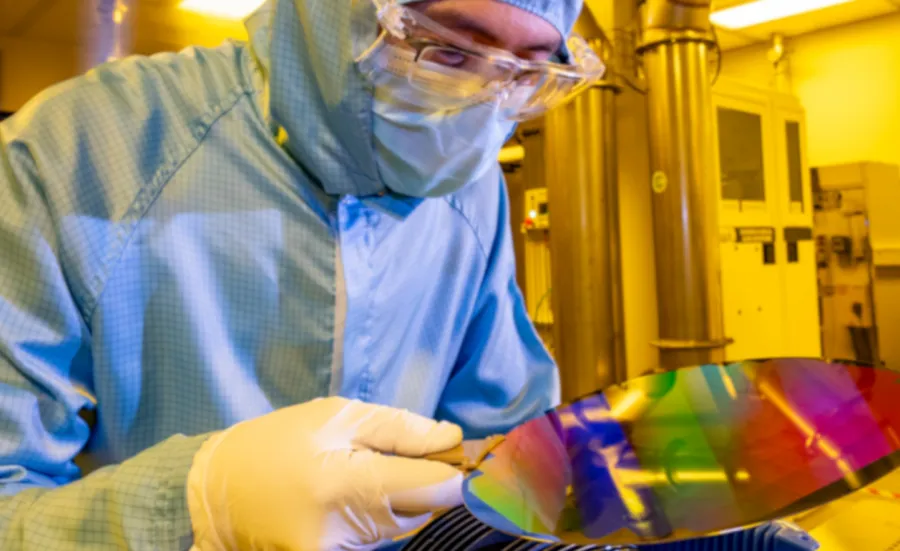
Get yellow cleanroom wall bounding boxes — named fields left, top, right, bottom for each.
left=719, top=12, right=900, bottom=167
left=0, top=37, right=79, bottom=113
left=1, top=6, right=248, bottom=114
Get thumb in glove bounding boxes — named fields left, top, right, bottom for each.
left=188, top=397, right=465, bottom=551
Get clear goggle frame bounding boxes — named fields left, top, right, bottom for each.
left=357, top=0, right=607, bottom=121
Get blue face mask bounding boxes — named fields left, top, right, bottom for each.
left=370, top=47, right=516, bottom=198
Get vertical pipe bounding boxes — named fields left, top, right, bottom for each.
left=81, top=0, right=133, bottom=71
left=505, top=165, right=529, bottom=296
left=604, top=91, right=628, bottom=385
left=639, top=0, right=728, bottom=369
left=770, top=33, right=793, bottom=93
left=546, top=81, right=626, bottom=400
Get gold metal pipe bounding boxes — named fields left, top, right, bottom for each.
left=81, top=0, right=133, bottom=71
left=545, top=79, right=627, bottom=400
left=638, top=0, right=728, bottom=369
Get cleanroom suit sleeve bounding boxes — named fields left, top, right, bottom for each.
left=436, top=178, right=562, bottom=439
left=0, top=122, right=205, bottom=550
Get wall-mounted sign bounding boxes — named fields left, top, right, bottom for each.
left=734, top=227, right=776, bottom=244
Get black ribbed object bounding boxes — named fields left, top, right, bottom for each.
left=402, top=508, right=819, bottom=551
left=651, top=522, right=817, bottom=551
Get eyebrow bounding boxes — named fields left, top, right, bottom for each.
left=424, top=7, right=561, bottom=55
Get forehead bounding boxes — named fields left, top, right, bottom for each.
left=408, top=0, right=562, bottom=56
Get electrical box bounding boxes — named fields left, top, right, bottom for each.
left=523, top=188, right=550, bottom=231
left=521, top=188, right=553, bottom=327
left=813, top=162, right=900, bottom=369
left=713, top=78, right=822, bottom=362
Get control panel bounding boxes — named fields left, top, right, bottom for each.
left=523, top=188, right=549, bottom=231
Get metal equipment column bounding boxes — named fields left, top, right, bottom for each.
left=545, top=47, right=627, bottom=400
left=82, top=0, right=133, bottom=70
left=638, top=0, right=728, bottom=369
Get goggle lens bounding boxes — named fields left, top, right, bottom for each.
left=358, top=3, right=606, bottom=119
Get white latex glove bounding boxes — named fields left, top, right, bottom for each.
left=187, top=397, right=464, bottom=551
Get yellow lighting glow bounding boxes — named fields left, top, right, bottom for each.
left=609, top=389, right=645, bottom=419
left=717, top=366, right=738, bottom=399
left=710, top=0, right=854, bottom=30
left=179, top=0, right=266, bottom=19
left=498, top=145, right=525, bottom=164
left=617, top=468, right=752, bottom=486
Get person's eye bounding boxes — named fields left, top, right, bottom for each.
left=529, top=51, right=555, bottom=62
left=425, top=47, right=468, bottom=68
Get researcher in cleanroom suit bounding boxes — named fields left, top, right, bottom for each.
left=0, top=0, right=603, bottom=548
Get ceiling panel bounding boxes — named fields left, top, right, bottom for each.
left=6, top=0, right=900, bottom=56
left=716, top=30, right=757, bottom=50
left=715, top=0, right=900, bottom=50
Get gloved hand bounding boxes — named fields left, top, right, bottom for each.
left=187, top=397, right=465, bottom=551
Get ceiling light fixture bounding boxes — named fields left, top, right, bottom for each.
left=179, top=0, right=266, bottom=20
left=710, top=0, right=855, bottom=29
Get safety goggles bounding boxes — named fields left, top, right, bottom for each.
left=356, top=0, right=606, bottom=121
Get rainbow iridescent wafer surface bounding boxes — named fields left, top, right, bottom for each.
left=461, top=359, right=900, bottom=546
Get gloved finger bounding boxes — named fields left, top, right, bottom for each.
left=342, top=511, right=434, bottom=551
left=390, top=511, right=437, bottom=544
left=367, top=452, right=465, bottom=515
left=346, top=401, right=463, bottom=457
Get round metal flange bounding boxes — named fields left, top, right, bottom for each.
left=650, top=337, right=734, bottom=350
left=637, top=29, right=716, bottom=54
